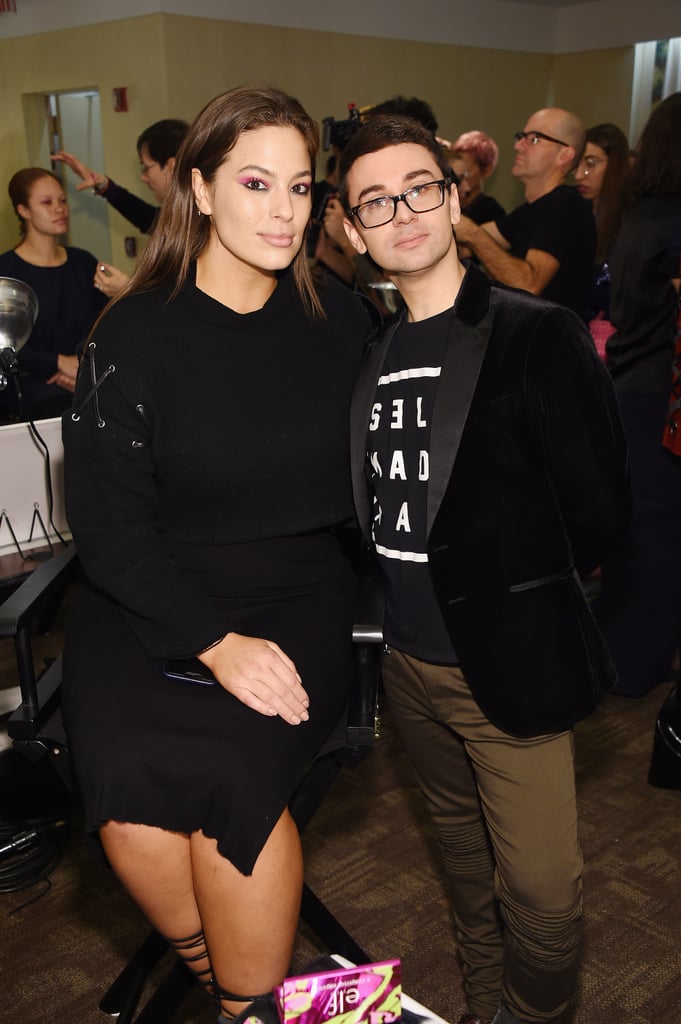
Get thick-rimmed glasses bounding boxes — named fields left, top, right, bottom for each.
left=514, top=130, right=569, bottom=148
left=350, top=179, right=450, bottom=229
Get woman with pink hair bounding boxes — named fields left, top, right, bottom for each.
left=445, top=130, right=505, bottom=224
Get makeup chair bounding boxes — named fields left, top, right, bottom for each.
left=1, top=544, right=384, bottom=1023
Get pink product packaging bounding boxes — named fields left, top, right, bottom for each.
left=275, top=960, right=401, bottom=1024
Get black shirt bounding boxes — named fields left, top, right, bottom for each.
left=466, top=192, right=505, bottom=225
left=495, top=184, right=596, bottom=320
left=607, top=193, right=681, bottom=396
left=369, top=309, right=458, bottom=663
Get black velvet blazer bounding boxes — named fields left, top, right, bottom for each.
left=351, top=263, right=631, bottom=736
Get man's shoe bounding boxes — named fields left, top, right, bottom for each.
left=491, top=1007, right=522, bottom=1024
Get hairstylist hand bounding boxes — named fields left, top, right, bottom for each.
left=94, top=262, right=130, bottom=298
left=198, top=633, right=310, bottom=726
left=52, top=150, right=108, bottom=194
left=323, top=197, right=354, bottom=255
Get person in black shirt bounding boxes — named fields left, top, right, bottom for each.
left=442, top=130, right=505, bottom=224
left=455, top=107, right=595, bottom=320
left=52, top=119, right=188, bottom=296
left=338, top=113, right=629, bottom=1024
left=61, top=88, right=371, bottom=1024
left=0, top=167, right=106, bottom=420
left=593, top=93, right=681, bottom=697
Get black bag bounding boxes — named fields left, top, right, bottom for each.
left=648, top=685, right=681, bottom=790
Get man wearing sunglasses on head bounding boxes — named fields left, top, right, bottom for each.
left=455, top=108, right=595, bottom=321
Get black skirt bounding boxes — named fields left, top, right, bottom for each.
left=62, top=529, right=357, bottom=875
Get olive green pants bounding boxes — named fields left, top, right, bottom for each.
left=382, top=648, right=583, bottom=1024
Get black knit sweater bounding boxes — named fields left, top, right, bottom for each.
left=63, top=266, right=371, bottom=658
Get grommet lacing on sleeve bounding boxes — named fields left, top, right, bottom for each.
left=131, top=404, right=149, bottom=447
left=70, top=341, right=115, bottom=428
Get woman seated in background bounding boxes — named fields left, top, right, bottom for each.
left=574, top=122, right=631, bottom=334
left=62, top=86, right=372, bottom=1024
left=0, top=167, right=106, bottom=421
left=442, top=129, right=505, bottom=224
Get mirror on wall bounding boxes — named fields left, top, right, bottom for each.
left=23, top=88, right=111, bottom=262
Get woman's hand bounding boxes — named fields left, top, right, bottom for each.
left=198, top=633, right=310, bottom=726
left=47, top=353, right=79, bottom=391
left=46, top=371, right=76, bottom=392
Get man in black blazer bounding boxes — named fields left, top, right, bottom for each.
left=337, top=115, right=630, bottom=1024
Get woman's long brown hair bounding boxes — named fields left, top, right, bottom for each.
left=116, top=85, right=323, bottom=318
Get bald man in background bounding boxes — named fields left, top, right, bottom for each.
left=455, top=108, right=595, bottom=320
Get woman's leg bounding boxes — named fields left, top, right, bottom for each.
left=192, top=808, right=303, bottom=1019
left=100, top=822, right=215, bottom=994
left=100, top=809, right=303, bottom=1020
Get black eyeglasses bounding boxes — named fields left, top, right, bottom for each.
left=514, top=130, right=569, bottom=148
left=351, top=179, right=451, bottom=229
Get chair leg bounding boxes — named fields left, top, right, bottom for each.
left=99, top=928, right=170, bottom=1020
left=130, top=960, right=197, bottom=1024
left=300, top=882, right=371, bottom=965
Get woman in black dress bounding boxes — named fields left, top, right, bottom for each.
left=62, top=86, right=371, bottom=1021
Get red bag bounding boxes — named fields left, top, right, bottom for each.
left=588, top=311, right=616, bottom=362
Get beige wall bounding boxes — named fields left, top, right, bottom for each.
left=0, top=16, right=175, bottom=267
left=161, top=15, right=555, bottom=212
left=552, top=46, right=635, bottom=142
left=0, top=13, right=636, bottom=261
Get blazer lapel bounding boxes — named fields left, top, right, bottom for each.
left=426, top=300, right=494, bottom=538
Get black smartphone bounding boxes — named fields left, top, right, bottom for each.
left=162, top=658, right=217, bottom=686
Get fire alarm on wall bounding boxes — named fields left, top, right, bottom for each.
left=112, top=87, right=128, bottom=113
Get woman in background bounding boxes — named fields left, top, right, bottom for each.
left=593, top=94, right=681, bottom=698
left=574, top=123, right=630, bottom=327
left=443, top=130, right=505, bottom=224
left=0, top=168, right=105, bottom=420
left=62, top=86, right=371, bottom=1023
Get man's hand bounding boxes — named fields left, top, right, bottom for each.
left=453, top=214, right=479, bottom=246
left=198, top=633, right=310, bottom=726
left=52, top=150, right=108, bottom=194
left=454, top=216, right=557, bottom=295
left=323, top=198, right=355, bottom=259
left=94, top=262, right=130, bottom=298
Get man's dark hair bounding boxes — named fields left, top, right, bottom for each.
left=338, top=114, right=452, bottom=214
left=136, top=119, right=189, bottom=167
left=366, top=95, right=438, bottom=134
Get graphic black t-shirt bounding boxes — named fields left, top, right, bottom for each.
left=368, top=309, right=458, bottom=664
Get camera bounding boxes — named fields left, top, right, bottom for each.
left=321, top=103, right=362, bottom=151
